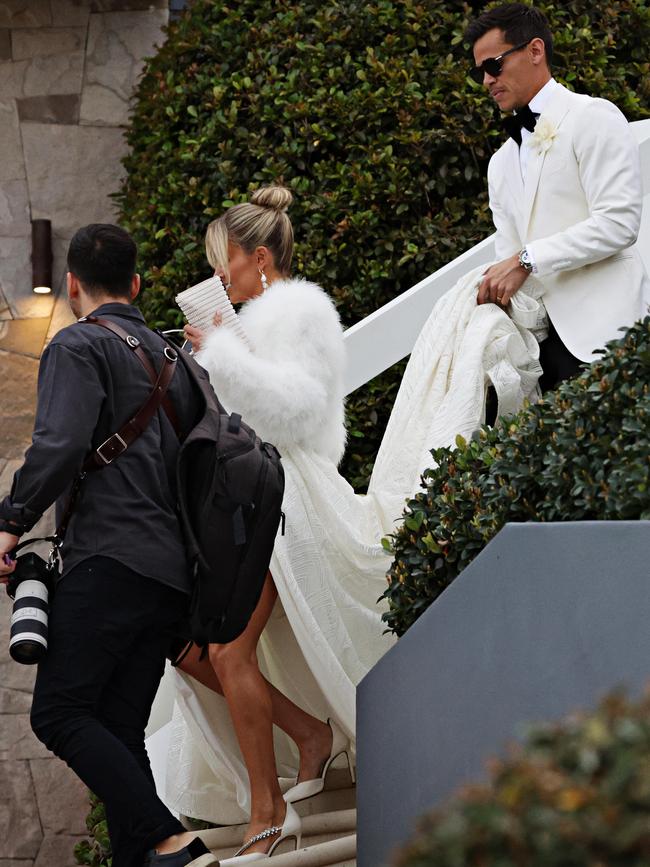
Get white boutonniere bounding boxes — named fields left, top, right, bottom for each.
left=528, top=117, right=558, bottom=155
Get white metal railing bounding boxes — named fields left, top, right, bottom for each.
left=342, top=118, right=650, bottom=395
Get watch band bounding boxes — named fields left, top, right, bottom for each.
left=518, top=248, right=533, bottom=273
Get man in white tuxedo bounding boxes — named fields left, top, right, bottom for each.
left=467, top=3, right=649, bottom=391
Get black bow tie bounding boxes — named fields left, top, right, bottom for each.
left=503, top=105, right=540, bottom=146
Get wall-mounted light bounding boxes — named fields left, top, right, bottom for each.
left=32, top=219, right=52, bottom=295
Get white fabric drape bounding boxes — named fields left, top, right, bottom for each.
left=163, top=265, right=546, bottom=823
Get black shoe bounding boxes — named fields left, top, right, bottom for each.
left=143, top=838, right=218, bottom=867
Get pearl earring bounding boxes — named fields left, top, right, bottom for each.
left=259, top=269, right=268, bottom=290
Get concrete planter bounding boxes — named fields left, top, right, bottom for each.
left=357, top=521, right=650, bottom=866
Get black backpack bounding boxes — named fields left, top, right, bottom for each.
left=77, top=317, right=285, bottom=649
left=174, top=346, right=285, bottom=646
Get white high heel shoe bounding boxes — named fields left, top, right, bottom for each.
left=218, top=801, right=302, bottom=863
left=283, top=718, right=356, bottom=804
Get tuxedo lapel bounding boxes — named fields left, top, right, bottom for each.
left=521, top=85, right=573, bottom=234
left=505, top=139, right=524, bottom=197
left=503, top=140, right=526, bottom=237
left=521, top=144, right=547, bottom=233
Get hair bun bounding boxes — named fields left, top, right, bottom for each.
left=251, top=185, right=293, bottom=213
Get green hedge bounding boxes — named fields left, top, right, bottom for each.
left=117, top=0, right=650, bottom=490
left=381, top=317, right=650, bottom=637
left=395, top=689, right=650, bottom=866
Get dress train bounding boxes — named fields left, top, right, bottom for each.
left=163, top=265, right=546, bottom=823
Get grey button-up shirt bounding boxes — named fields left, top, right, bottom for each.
left=1, top=302, right=202, bottom=594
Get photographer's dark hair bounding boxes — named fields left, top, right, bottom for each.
left=67, top=224, right=137, bottom=298
left=466, top=3, right=553, bottom=68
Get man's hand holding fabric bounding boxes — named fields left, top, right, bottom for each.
left=478, top=253, right=529, bottom=306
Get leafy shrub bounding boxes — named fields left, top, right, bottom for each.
left=394, top=688, right=650, bottom=866
left=74, top=794, right=110, bottom=867
left=117, top=0, right=650, bottom=490
left=381, top=318, right=650, bottom=637
left=73, top=795, right=214, bottom=867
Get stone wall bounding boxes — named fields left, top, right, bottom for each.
left=0, top=0, right=168, bottom=362
left=0, top=3, right=171, bottom=866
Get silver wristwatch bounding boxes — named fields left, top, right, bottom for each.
left=518, top=248, right=533, bottom=273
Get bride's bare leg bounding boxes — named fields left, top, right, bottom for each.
left=206, top=574, right=282, bottom=851
left=206, top=572, right=287, bottom=854
left=176, top=588, right=334, bottom=785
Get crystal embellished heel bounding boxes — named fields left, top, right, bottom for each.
left=218, top=802, right=302, bottom=863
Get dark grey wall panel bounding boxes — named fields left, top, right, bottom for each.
left=357, top=521, right=650, bottom=866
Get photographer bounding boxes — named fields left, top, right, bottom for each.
left=0, top=225, right=217, bottom=867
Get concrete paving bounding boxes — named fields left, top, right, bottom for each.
left=0, top=288, right=86, bottom=867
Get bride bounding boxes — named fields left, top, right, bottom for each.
left=166, top=184, right=546, bottom=859
left=175, top=184, right=391, bottom=861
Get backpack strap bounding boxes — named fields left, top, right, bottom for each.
left=50, top=321, right=179, bottom=545
left=82, top=344, right=177, bottom=471
left=80, top=315, right=182, bottom=437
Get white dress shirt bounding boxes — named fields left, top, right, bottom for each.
left=520, top=77, right=559, bottom=178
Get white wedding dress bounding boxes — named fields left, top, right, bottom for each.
left=162, top=265, right=546, bottom=824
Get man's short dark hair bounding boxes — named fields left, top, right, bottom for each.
left=67, top=224, right=137, bottom=298
left=465, top=3, right=553, bottom=68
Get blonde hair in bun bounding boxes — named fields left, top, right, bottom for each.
left=250, top=185, right=293, bottom=212
left=205, top=184, right=294, bottom=279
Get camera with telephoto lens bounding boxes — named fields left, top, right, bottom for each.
left=6, top=550, right=57, bottom=665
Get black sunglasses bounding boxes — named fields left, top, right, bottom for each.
left=469, top=39, right=533, bottom=85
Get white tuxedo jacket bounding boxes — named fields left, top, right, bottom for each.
left=488, top=82, right=649, bottom=361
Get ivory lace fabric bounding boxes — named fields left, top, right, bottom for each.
left=162, top=265, right=546, bottom=823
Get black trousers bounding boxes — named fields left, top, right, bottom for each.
left=538, top=318, right=584, bottom=393
left=30, top=556, right=187, bottom=867
left=486, top=318, right=584, bottom=424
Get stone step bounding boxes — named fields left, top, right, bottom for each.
left=182, top=769, right=358, bottom=865
left=195, top=808, right=356, bottom=855
left=179, top=771, right=356, bottom=829
left=295, top=783, right=356, bottom=818
left=228, top=833, right=357, bottom=867
left=291, top=766, right=356, bottom=818
left=314, top=766, right=355, bottom=792
left=211, top=831, right=355, bottom=861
